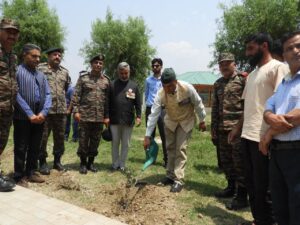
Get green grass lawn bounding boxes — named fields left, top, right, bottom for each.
left=1, top=116, right=252, bottom=225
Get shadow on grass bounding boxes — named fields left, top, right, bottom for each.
left=194, top=163, right=222, bottom=174
left=195, top=204, right=249, bottom=225
left=63, top=162, right=113, bottom=172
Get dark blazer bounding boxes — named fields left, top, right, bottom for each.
left=109, top=79, right=141, bottom=126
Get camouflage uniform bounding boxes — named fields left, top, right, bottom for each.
left=0, top=46, right=18, bottom=152
left=72, top=71, right=110, bottom=158
left=38, top=62, right=70, bottom=159
left=211, top=70, right=246, bottom=187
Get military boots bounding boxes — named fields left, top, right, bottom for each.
left=215, top=179, right=235, bottom=198
left=53, top=155, right=65, bottom=171
left=39, top=158, right=50, bottom=175
left=79, top=157, right=87, bottom=174
left=87, top=157, right=97, bottom=172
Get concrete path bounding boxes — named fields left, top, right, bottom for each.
left=0, top=185, right=127, bottom=225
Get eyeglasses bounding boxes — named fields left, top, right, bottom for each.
left=152, top=64, right=160, bottom=68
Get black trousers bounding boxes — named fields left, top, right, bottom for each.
left=13, top=119, right=44, bottom=179
left=241, top=138, right=275, bottom=225
left=269, top=140, right=300, bottom=225
left=145, top=106, right=167, bottom=162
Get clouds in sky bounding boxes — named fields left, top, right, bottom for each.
left=158, top=41, right=211, bottom=74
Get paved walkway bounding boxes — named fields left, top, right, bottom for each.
left=0, top=185, right=127, bottom=225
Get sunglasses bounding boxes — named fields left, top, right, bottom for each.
left=152, top=64, right=161, bottom=68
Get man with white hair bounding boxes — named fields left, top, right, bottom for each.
left=109, top=62, right=141, bottom=171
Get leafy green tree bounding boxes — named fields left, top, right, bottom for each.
left=1, top=0, right=66, bottom=58
left=211, top=0, right=300, bottom=70
left=81, top=9, right=156, bottom=86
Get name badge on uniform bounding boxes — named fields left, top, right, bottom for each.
left=126, top=88, right=136, bottom=99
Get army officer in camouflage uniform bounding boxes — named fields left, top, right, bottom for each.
left=0, top=18, right=20, bottom=191
left=211, top=53, right=248, bottom=210
left=72, top=54, right=110, bottom=174
left=38, top=47, right=71, bottom=174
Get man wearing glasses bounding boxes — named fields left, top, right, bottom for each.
left=144, top=58, right=167, bottom=167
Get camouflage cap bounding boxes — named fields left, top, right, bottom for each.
left=0, top=18, right=19, bottom=31
left=44, top=47, right=64, bottom=55
left=161, top=68, right=176, bottom=84
left=218, top=53, right=235, bottom=63
left=90, top=54, right=105, bottom=63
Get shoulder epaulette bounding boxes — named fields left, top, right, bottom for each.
left=79, top=70, right=89, bottom=76
left=38, top=62, right=48, bottom=68
left=59, top=65, right=69, bottom=72
left=102, top=73, right=111, bottom=81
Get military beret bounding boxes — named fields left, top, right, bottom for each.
left=101, top=127, right=112, bottom=142
left=90, top=54, right=105, bottom=63
left=0, top=18, right=19, bottom=31
left=218, top=52, right=235, bottom=63
left=44, top=47, right=64, bottom=55
left=161, top=68, right=176, bottom=84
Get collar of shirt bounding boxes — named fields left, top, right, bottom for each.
left=283, top=71, right=300, bottom=82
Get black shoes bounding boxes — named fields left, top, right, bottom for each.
left=170, top=182, right=183, bottom=193
left=39, top=159, right=50, bottom=175
left=79, top=164, right=87, bottom=174
left=226, top=186, right=248, bottom=210
left=79, top=157, right=87, bottom=174
left=157, top=177, right=174, bottom=186
left=215, top=180, right=235, bottom=198
left=53, top=155, right=66, bottom=171
left=0, top=175, right=15, bottom=192
left=87, top=157, right=97, bottom=173
left=226, top=197, right=249, bottom=210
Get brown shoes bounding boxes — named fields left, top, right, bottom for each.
left=28, top=172, right=45, bottom=183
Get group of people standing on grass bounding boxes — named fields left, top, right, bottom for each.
left=0, top=17, right=207, bottom=195
left=211, top=31, right=300, bottom=225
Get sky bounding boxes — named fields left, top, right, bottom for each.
left=47, top=0, right=232, bottom=83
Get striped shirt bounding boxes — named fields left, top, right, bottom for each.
left=15, top=64, right=51, bottom=120
left=265, top=71, right=300, bottom=141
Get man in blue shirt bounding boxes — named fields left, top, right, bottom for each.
left=14, top=44, right=51, bottom=184
left=144, top=58, right=167, bottom=167
left=260, top=31, right=300, bottom=225
left=64, top=84, right=78, bottom=142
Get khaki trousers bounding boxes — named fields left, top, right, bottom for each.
left=165, top=125, right=192, bottom=184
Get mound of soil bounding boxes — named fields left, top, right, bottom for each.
left=28, top=171, right=186, bottom=225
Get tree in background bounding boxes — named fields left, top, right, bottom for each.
left=211, top=0, right=300, bottom=70
left=1, top=0, right=66, bottom=58
left=80, top=9, right=155, bottom=86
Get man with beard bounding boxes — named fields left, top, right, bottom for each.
left=38, top=48, right=71, bottom=174
left=229, top=33, right=289, bottom=225
left=109, top=62, right=141, bottom=171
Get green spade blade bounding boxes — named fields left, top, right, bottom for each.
left=143, top=139, right=159, bottom=171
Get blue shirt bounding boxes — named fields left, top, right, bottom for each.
left=265, top=71, right=300, bottom=141
left=66, top=86, right=74, bottom=107
left=144, top=74, right=162, bottom=107
left=16, top=64, right=52, bottom=118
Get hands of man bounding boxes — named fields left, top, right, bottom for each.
left=74, top=113, right=80, bottom=122
left=136, top=117, right=141, bottom=127
left=143, top=136, right=151, bottom=150
left=103, top=118, right=110, bottom=127
left=199, top=121, right=206, bottom=132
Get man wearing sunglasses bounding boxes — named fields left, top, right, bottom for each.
left=144, top=58, right=167, bottom=167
